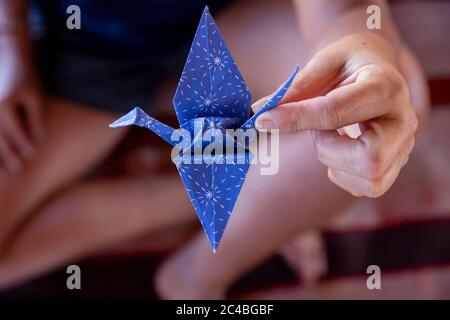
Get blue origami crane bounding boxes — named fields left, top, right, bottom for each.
left=110, top=6, right=299, bottom=252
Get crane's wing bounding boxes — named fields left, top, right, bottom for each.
left=173, top=6, right=251, bottom=125
left=175, top=153, right=251, bottom=252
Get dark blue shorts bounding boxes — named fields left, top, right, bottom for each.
left=33, top=0, right=234, bottom=114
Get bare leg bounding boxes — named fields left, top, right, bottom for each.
left=0, top=96, right=193, bottom=289
left=0, top=175, right=191, bottom=289
left=0, top=97, right=127, bottom=246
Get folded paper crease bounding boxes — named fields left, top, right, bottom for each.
left=110, top=6, right=299, bottom=252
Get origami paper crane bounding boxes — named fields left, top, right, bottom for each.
left=110, top=6, right=299, bottom=252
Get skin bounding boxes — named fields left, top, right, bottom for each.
left=254, top=1, right=421, bottom=198
left=0, top=93, right=194, bottom=290
left=155, top=0, right=428, bottom=299
left=0, top=0, right=43, bottom=173
left=0, top=0, right=193, bottom=289
left=0, top=0, right=429, bottom=297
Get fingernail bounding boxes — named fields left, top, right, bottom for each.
left=255, top=118, right=275, bottom=130
left=251, top=100, right=265, bottom=111
left=251, top=97, right=270, bottom=112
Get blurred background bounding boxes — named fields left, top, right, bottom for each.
left=0, top=0, right=449, bottom=299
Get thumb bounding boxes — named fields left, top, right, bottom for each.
left=255, top=48, right=346, bottom=132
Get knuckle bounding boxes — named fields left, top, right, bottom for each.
left=388, top=70, right=405, bottom=94
left=285, top=109, right=300, bottom=132
left=313, top=47, right=333, bottom=66
left=371, top=66, right=406, bottom=103
left=384, top=67, right=404, bottom=91
left=320, top=97, right=341, bottom=129
left=366, top=77, right=386, bottom=96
